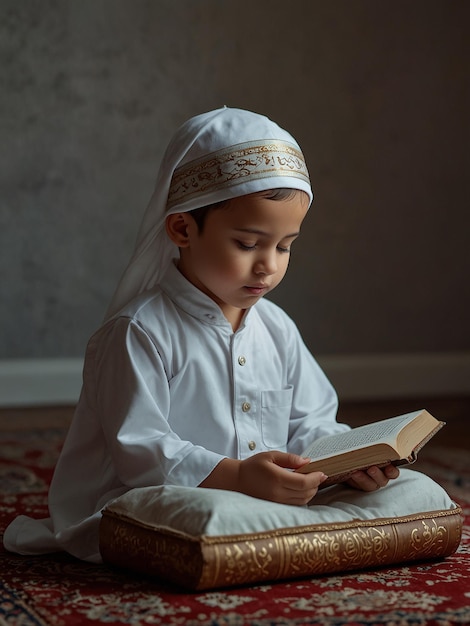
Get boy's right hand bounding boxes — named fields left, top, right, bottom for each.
left=199, top=451, right=328, bottom=506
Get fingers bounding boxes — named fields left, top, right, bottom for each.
left=347, top=465, right=400, bottom=492
left=266, top=452, right=328, bottom=503
left=384, top=464, right=400, bottom=479
left=237, top=452, right=328, bottom=505
left=279, top=470, right=329, bottom=505
left=269, top=450, right=312, bottom=471
left=255, top=453, right=329, bottom=504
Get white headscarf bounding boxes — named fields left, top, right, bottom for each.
left=105, top=107, right=313, bottom=319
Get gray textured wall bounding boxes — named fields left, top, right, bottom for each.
left=1, top=0, right=469, bottom=359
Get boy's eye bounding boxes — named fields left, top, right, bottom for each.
left=236, top=240, right=292, bottom=253
left=237, top=241, right=257, bottom=250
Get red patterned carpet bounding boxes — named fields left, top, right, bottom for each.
left=1, top=423, right=469, bottom=625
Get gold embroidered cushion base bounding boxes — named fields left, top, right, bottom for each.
left=99, top=470, right=462, bottom=590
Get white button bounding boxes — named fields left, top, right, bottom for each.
left=242, top=402, right=251, bottom=412
left=238, top=356, right=246, bottom=366
left=248, top=441, right=256, bottom=451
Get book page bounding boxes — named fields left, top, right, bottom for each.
left=302, top=412, right=419, bottom=460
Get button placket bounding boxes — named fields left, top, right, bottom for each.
left=231, top=335, right=260, bottom=457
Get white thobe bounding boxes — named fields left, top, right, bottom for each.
left=4, top=263, right=348, bottom=561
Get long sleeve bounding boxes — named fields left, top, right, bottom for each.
left=92, top=317, right=225, bottom=488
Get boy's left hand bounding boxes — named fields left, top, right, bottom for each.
left=346, top=463, right=400, bottom=491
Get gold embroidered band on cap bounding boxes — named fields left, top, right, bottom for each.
left=167, top=140, right=310, bottom=209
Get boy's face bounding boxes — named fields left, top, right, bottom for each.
left=172, top=191, right=309, bottom=330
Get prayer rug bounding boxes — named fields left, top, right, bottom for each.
left=1, top=424, right=469, bottom=625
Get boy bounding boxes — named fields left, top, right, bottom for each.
left=4, top=107, right=398, bottom=562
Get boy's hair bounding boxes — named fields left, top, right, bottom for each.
left=188, top=188, right=302, bottom=232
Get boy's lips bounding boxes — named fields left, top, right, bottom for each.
left=244, top=284, right=268, bottom=295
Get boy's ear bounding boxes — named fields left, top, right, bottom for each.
left=165, top=213, right=193, bottom=247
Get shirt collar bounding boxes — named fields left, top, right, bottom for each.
left=160, top=260, right=251, bottom=329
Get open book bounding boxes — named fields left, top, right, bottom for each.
left=295, top=409, right=445, bottom=487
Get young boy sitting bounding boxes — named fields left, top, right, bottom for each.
left=4, top=107, right=416, bottom=563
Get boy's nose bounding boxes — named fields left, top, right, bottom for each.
left=254, top=250, right=278, bottom=275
